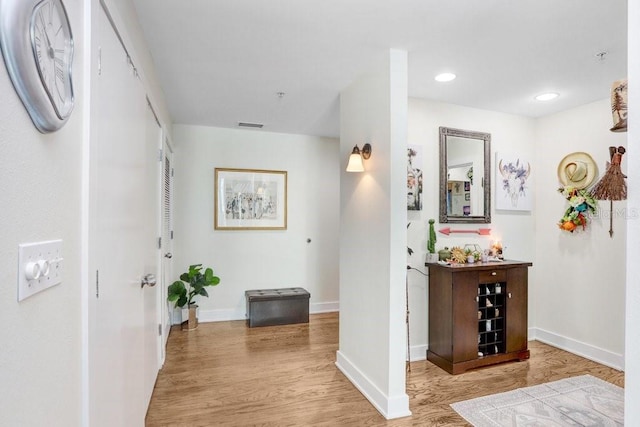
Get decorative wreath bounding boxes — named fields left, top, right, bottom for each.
left=558, top=186, right=598, bottom=232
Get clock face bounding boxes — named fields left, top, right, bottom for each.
left=30, top=0, right=74, bottom=120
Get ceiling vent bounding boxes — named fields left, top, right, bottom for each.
left=238, top=122, right=264, bottom=129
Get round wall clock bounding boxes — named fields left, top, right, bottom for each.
left=0, top=0, right=74, bottom=133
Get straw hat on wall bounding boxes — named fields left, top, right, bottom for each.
left=557, top=152, right=598, bottom=189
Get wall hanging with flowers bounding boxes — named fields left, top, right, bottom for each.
left=557, top=152, right=599, bottom=233
left=558, top=187, right=598, bottom=232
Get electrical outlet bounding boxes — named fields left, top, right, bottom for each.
left=18, top=240, right=63, bottom=302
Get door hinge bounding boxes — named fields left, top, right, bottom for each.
left=158, top=237, right=162, bottom=249
left=170, top=230, right=174, bottom=239
left=158, top=324, right=162, bottom=336
left=157, top=148, right=163, bottom=162
left=96, top=270, right=100, bottom=298
left=98, top=47, right=102, bottom=76
left=171, top=168, right=174, bottom=177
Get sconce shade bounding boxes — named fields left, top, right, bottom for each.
left=346, top=143, right=372, bottom=172
left=346, top=147, right=365, bottom=172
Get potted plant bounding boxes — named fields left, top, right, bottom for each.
left=168, top=264, right=221, bottom=330
left=426, top=219, right=439, bottom=263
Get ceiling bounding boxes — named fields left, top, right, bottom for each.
left=131, top=0, right=628, bottom=138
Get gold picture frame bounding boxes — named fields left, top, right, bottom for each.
left=214, top=168, right=287, bottom=230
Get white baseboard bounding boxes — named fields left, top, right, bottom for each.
left=530, top=327, right=624, bottom=371
left=310, top=301, right=340, bottom=313
left=196, top=301, right=340, bottom=323
left=198, top=308, right=244, bottom=322
left=335, top=350, right=412, bottom=420
left=408, top=344, right=427, bottom=362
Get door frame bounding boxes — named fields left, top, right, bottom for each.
left=144, top=99, right=164, bottom=403
left=159, top=133, right=174, bottom=361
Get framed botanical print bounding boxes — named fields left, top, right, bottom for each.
left=495, top=153, right=532, bottom=211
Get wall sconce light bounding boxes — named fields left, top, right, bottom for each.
left=346, top=143, right=372, bottom=172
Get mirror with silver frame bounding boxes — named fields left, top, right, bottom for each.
left=439, top=126, right=491, bottom=223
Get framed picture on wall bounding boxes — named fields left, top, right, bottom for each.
left=495, top=153, right=533, bottom=211
left=407, top=145, right=423, bottom=210
left=214, top=168, right=287, bottom=230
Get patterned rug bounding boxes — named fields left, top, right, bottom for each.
left=450, top=375, right=624, bottom=426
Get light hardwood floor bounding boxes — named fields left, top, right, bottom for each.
left=146, top=312, right=624, bottom=426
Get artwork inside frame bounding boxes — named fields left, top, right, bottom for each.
left=495, top=153, right=532, bottom=211
left=214, top=168, right=287, bottom=230
left=407, top=145, right=423, bottom=210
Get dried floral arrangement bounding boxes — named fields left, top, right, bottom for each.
left=558, top=186, right=598, bottom=232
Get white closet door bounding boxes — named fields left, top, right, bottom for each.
left=142, top=101, right=162, bottom=408
left=88, top=6, right=147, bottom=426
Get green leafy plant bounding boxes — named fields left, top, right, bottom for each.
left=427, top=219, right=436, bottom=254
left=168, top=264, right=220, bottom=308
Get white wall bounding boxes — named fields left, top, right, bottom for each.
left=625, top=0, right=639, bottom=422
left=0, top=0, right=84, bottom=424
left=406, top=98, right=537, bottom=360
left=535, top=98, right=626, bottom=368
left=337, top=49, right=410, bottom=419
left=171, top=125, right=340, bottom=320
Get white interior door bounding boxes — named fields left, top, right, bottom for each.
left=88, top=6, right=148, bottom=426
left=142, top=102, right=162, bottom=407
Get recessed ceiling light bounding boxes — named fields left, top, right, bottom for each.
left=435, top=73, right=456, bottom=82
left=535, top=92, right=559, bottom=101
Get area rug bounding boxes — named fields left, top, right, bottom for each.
left=450, top=375, right=623, bottom=426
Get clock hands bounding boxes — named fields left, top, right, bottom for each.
left=38, top=9, right=55, bottom=60
left=35, top=4, right=67, bottom=107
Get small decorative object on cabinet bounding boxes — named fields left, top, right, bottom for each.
left=426, top=219, right=438, bottom=263
left=426, top=260, right=532, bottom=374
left=437, top=247, right=451, bottom=262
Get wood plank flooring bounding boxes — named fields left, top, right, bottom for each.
left=146, top=312, right=623, bottom=426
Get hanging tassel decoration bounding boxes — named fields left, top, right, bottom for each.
left=590, top=146, right=627, bottom=237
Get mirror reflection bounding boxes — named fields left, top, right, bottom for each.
left=439, top=127, right=491, bottom=223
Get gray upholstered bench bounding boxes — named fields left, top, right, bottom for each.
left=245, top=287, right=310, bottom=327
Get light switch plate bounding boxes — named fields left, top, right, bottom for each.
left=18, top=240, right=63, bottom=301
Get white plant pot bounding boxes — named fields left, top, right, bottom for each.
left=426, top=253, right=439, bottom=263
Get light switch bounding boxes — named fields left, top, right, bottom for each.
left=18, top=240, right=63, bottom=301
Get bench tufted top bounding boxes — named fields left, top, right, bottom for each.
left=245, top=287, right=310, bottom=301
